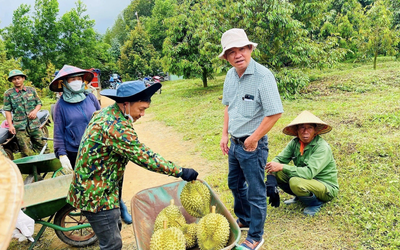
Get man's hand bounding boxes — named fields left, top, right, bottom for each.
left=28, top=110, right=38, bottom=119
left=59, top=155, right=73, bottom=174
left=8, top=124, right=16, bottom=134
left=243, top=136, right=258, bottom=152
left=180, top=168, right=198, bottom=182
left=265, top=161, right=283, bottom=173
left=220, top=135, right=230, bottom=155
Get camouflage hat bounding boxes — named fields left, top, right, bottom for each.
left=283, top=110, right=332, bottom=136
left=8, top=69, right=27, bottom=82
left=49, top=65, right=94, bottom=92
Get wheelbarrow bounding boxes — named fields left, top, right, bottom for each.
left=22, top=174, right=97, bottom=250
left=131, top=179, right=242, bottom=250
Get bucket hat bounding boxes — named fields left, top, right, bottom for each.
left=8, top=69, right=27, bottom=82
left=218, top=28, right=258, bottom=59
left=100, top=80, right=161, bottom=103
left=283, top=110, right=332, bottom=136
left=49, top=65, right=94, bottom=92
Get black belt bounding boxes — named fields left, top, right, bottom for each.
left=231, top=135, right=249, bottom=145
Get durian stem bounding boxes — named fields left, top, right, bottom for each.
left=163, top=220, right=167, bottom=229
left=170, top=199, right=174, bottom=205
left=211, top=206, right=216, bottom=213
left=191, top=180, right=195, bottom=184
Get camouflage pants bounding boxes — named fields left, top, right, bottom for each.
left=16, top=127, right=49, bottom=157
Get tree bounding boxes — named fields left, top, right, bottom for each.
left=359, top=0, right=398, bottom=69
left=162, top=0, right=224, bottom=87
left=57, top=0, right=98, bottom=68
left=118, top=24, right=160, bottom=79
left=0, top=39, right=21, bottom=101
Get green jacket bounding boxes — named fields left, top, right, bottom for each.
left=3, top=86, right=42, bottom=130
left=272, top=135, right=339, bottom=198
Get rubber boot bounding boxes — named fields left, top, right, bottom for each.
left=283, top=196, right=299, bottom=205
left=297, top=194, right=324, bottom=216
left=120, top=200, right=132, bottom=224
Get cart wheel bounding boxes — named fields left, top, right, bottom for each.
left=4, top=148, right=14, bottom=160
left=54, top=204, right=98, bottom=247
left=41, top=126, right=49, bottom=138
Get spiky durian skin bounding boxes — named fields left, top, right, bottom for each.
left=182, top=223, right=198, bottom=249
left=180, top=181, right=211, bottom=218
left=150, top=227, right=186, bottom=250
left=197, top=213, right=230, bottom=250
left=154, top=204, right=187, bottom=231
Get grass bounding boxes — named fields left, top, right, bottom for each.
left=5, top=57, right=400, bottom=249
left=145, top=56, right=400, bottom=249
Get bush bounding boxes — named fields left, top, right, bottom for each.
left=274, top=68, right=309, bottom=99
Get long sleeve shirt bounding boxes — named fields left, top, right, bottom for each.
left=67, top=103, right=182, bottom=212
left=272, top=135, right=339, bottom=198
left=53, top=93, right=101, bottom=157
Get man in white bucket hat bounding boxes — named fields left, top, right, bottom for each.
left=266, top=110, right=339, bottom=216
left=219, top=28, right=283, bottom=250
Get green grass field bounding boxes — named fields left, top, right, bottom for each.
left=5, top=57, right=400, bottom=249
left=146, top=57, right=400, bottom=249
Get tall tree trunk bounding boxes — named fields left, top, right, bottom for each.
left=202, top=67, right=208, bottom=87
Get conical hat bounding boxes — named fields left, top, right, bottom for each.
left=283, top=110, right=332, bottom=136
left=49, top=65, right=94, bottom=92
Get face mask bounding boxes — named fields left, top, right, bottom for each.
left=68, top=80, right=83, bottom=91
left=124, top=103, right=135, bottom=124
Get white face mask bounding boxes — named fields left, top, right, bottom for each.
left=68, top=80, right=83, bottom=91
left=124, top=103, right=135, bottom=124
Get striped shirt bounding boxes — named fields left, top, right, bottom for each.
left=222, top=58, right=283, bottom=137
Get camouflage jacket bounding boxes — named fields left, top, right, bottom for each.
left=67, top=103, right=182, bottom=213
left=3, top=87, right=42, bottom=130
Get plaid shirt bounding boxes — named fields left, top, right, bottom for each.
left=3, top=87, right=42, bottom=130
left=67, top=103, right=182, bottom=212
left=222, top=58, right=283, bottom=138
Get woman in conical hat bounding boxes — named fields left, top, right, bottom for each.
left=265, top=111, right=339, bottom=216
left=50, top=65, right=101, bottom=173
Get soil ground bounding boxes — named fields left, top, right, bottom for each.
left=37, top=96, right=214, bottom=249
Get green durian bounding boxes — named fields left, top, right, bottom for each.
left=180, top=181, right=211, bottom=218
left=197, top=206, right=230, bottom=250
left=154, top=199, right=186, bottom=231
left=150, top=221, right=186, bottom=250
left=181, top=223, right=198, bottom=249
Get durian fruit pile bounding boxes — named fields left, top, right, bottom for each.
left=150, top=181, right=231, bottom=250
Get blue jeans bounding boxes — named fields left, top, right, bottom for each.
left=228, top=136, right=268, bottom=241
left=82, top=208, right=122, bottom=250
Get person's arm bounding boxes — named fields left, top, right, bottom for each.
left=5, top=111, right=15, bottom=134
left=219, top=105, right=229, bottom=155
left=28, top=89, right=42, bottom=119
left=244, top=113, right=282, bottom=151
left=28, top=104, right=41, bottom=119
left=53, top=102, right=67, bottom=158
left=266, top=139, right=296, bottom=173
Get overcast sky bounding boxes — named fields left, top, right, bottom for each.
left=0, top=0, right=132, bottom=34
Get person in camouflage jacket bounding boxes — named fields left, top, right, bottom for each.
left=3, top=70, right=48, bottom=157
left=67, top=81, right=199, bottom=250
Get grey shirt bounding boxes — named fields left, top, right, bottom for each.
left=222, top=58, right=283, bottom=137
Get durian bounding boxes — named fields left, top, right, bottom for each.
left=197, top=206, right=230, bottom=250
left=154, top=199, right=186, bottom=231
left=150, top=221, right=186, bottom=250
left=181, top=223, right=197, bottom=249
left=180, top=180, right=211, bottom=218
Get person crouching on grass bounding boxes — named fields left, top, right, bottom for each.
left=265, top=110, right=339, bottom=216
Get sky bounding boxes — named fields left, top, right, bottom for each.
left=0, top=0, right=132, bottom=34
